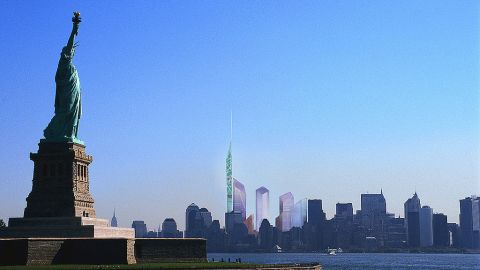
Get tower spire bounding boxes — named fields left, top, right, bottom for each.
left=226, top=111, right=233, bottom=213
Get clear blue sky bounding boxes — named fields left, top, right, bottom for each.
left=0, top=1, right=478, bottom=230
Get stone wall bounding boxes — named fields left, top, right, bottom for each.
left=0, top=238, right=136, bottom=265
left=0, top=238, right=206, bottom=266
left=135, top=238, right=207, bottom=263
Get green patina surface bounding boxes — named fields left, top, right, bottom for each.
left=43, top=12, right=84, bottom=145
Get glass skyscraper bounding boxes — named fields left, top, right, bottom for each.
left=279, top=192, right=294, bottom=232
left=233, top=178, right=246, bottom=221
left=256, top=186, right=269, bottom=230
left=292, top=198, right=307, bottom=228
left=226, top=143, right=233, bottom=213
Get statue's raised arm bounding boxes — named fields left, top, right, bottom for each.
left=43, top=12, right=84, bottom=145
left=66, top=12, right=81, bottom=54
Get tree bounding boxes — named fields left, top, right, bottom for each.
left=0, top=219, right=6, bottom=228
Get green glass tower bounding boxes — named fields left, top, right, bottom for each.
left=226, top=142, right=233, bottom=213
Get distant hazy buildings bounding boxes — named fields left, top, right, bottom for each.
left=360, top=191, right=387, bottom=230
left=278, top=192, right=294, bottom=232
left=256, top=186, right=269, bottom=231
left=160, top=218, right=182, bottom=238
left=419, top=206, right=433, bottom=247
left=110, top=209, right=118, bottom=227
left=131, top=220, right=147, bottom=238
left=185, top=203, right=213, bottom=238
left=233, top=178, right=246, bottom=221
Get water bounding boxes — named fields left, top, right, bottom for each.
left=209, top=253, right=480, bottom=270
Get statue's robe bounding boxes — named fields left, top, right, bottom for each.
left=43, top=48, right=82, bottom=143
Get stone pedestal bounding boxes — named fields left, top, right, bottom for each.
left=25, top=141, right=96, bottom=218
left=0, top=141, right=134, bottom=239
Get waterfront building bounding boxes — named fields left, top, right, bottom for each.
left=160, top=218, right=182, bottom=238
left=110, top=209, right=118, bottom=227
left=258, top=219, right=274, bottom=250
left=432, top=213, right=449, bottom=247
left=131, top=220, right=147, bottom=238
left=233, top=178, right=247, bottom=221
left=460, top=196, right=480, bottom=248
left=279, top=192, right=294, bottom=232
left=256, top=186, right=269, bottom=230
left=404, top=192, right=421, bottom=247
left=419, top=206, right=433, bottom=247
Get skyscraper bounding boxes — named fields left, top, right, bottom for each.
left=279, top=192, right=294, bottom=232
left=460, top=196, right=480, bottom=248
left=404, top=192, right=421, bottom=247
left=307, top=199, right=325, bottom=225
left=335, top=203, right=353, bottom=222
left=245, top=214, right=255, bottom=234
left=256, top=186, right=269, bottom=230
left=160, top=218, right=183, bottom=238
left=226, top=143, right=233, bottom=213
left=419, top=205, right=433, bottom=247
left=292, top=198, right=307, bottom=228
left=110, top=209, right=118, bottom=227
left=185, top=203, right=200, bottom=237
left=131, top=220, right=147, bottom=238
left=233, top=178, right=246, bottom=221
left=433, top=213, right=449, bottom=247
left=360, top=192, right=387, bottom=229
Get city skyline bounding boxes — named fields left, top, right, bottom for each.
left=0, top=1, right=478, bottom=230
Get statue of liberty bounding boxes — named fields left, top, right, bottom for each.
left=43, top=12, right=83, bottom=144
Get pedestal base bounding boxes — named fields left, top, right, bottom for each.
left=0, top=217, right=134, bottom=238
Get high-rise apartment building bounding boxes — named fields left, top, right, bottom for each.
left=256, top=186, right=269, bottom=230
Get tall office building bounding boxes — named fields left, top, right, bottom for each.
left=131, top=220, right=147, bottom=238
left=307, top=199, right=325, bottom=225
left=185, top=203, right=200, bottom=233
left=256, top=186, right=269, bottom=230
left=279, top=192, right=294, bottom=232
left=404, top=192, right=421, bottom=247
left=433, top=213, right=449, bottom=247
left=360, top=191, right=386, bottom=229
left=110, top=209, right=118, bottom=227
left=245, top=214, right=255, bottom=234
left=335, top=203, right=353, bottom=222
left=460, top=196, right=480, bottom=248
left=160, top=218, right=182, bottom=238
left=419, top=206, right=433, bottom=247
left=226, top=143, right=233, bottom=213
left=233, top=178, right=247, bottom=221
left=292, top=198, right=307, bottom=228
